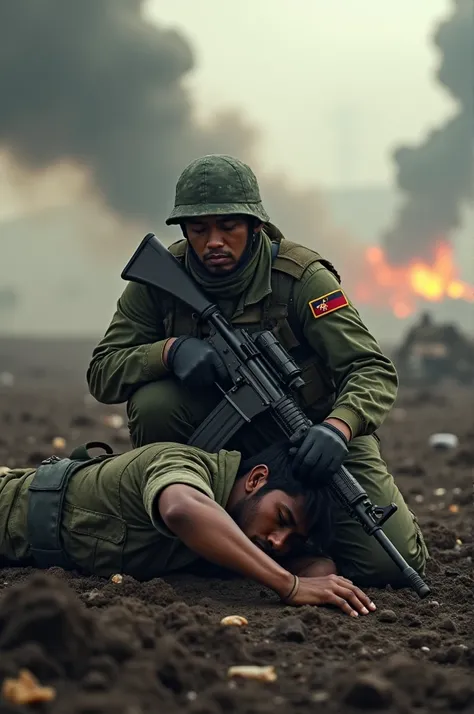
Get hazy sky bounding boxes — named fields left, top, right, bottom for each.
left=146, top=0, right=456, bottom=187
left=0, top=0, right=459, bottom=223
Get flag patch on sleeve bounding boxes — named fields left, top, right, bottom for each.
left=308, top=289, right=349, bottom=319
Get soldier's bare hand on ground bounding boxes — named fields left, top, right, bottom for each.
left=286, top=574, right=376, bottom=617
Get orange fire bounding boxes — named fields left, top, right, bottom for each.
left=354, top=239, right=474, bottom=319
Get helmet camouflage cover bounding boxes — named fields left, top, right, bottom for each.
left=165, top=154, right=270, bottom=225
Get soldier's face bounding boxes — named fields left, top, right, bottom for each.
left=184, top=215, right=259, bottom=274
left=229, top=486, right=310, bottom=558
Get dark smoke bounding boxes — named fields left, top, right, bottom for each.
left=0, top=0, right=356, bottom=276
left=382, top=0, right=474, bottom=263
left=0, top=0, right=256, bottom=223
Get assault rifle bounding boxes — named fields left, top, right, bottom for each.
left=122, top=233, right=430, bottom=598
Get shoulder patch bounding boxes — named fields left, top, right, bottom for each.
left=309, top=289, right=348, bottom=319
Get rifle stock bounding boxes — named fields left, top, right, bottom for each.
left=121, top=233, right=215, bottom=318
left=122, top=233, right=430, bottom=599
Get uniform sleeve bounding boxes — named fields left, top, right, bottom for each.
left=86, top=281, right=170, bottom=404
left=294, top=263, right=399, bottom=437
left=142, top=446, right=215, bottom=537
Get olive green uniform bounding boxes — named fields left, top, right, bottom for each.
left=85, top=155, right=428, bottom=584
left=0, top=440, right=426, bottom=584
left=0, top=444, right=240, bottom=579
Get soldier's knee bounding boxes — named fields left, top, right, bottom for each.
left=338, top=530, right=428, bottom=588
left=127, top=379, right=219, bottom=447
left=127, top=380, right=183, bottom=446
left=374, top=543, right=427, bottom=587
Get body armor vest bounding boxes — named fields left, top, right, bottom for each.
left=162, top=232, right=341, bottom=418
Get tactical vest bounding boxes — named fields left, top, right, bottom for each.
left=163, top=232, right=341, bottom=419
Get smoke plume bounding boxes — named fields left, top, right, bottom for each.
left=0, top=0, right=259, bottom=223
left=382, top=0, right=474, bottom=263
left=0, top=0, right=356, bottom=270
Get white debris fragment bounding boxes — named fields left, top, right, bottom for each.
left=434, top=488, right=447, bottom=497
left=311, top=691, right=329, bottom=703
left=103, top=414, right=124, bottom=429
left=428, top=433, right=459, bottom=449
left=228, top=666, right=277, bottom=682
left=420, top=646, right=430, bottom=653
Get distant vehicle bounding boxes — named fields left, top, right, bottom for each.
left=394, top=311, right=474, bottom=385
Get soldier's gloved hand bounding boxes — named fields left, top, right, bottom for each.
left=290, top=423, right=349, bottom=485
left=166, top=336, right=228, bottom=389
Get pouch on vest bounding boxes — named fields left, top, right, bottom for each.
left=27, top=441, right=117, bottom=569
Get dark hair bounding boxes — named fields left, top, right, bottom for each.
left=237, top=441, right=333, bottom=555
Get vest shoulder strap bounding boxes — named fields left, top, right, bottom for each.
left=168, top=239, right=187, bottom=261
left=269, top=240, right=341, bottom=348
left=272, top=239, right=322, bottom=280
left=272, top=239, right=341, bottom=283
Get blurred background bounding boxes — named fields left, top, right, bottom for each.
left=0, top=0, right=472, bottom=350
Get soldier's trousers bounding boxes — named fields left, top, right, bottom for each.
left=127, top=379, right=429, bottom=586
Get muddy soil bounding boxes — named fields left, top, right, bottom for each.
left=0, top=338, right=472, bottom=714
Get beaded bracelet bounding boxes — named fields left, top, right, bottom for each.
left=281, top=574, right=300, bottom=603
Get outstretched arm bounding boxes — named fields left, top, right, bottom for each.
left=159, top=483, right=294, bottom=598
left=157, top=484, right=376, bottom=616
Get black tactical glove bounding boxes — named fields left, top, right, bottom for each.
left=290, top=422, right=349, bottom=485
left=166, top=336, right=228, bottom=389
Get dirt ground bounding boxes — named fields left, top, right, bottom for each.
left=0, top=337, right=472, bottom=714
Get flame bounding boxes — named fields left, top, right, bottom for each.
left=354, top=239, right=474, bottom=318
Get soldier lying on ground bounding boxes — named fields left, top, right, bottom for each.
left=87, top=154, right=428, bottom=585
left=0, top=440, right=378, bottom=617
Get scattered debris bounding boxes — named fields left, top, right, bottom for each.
left=429, top=433, right=459, bottom=450
left=272, top=616, right=307, bottom=643
left=103, top=414, right=125, bottom=429
left=52, top=436, right=66, bottom=451
left=228, top=665, right=277, bottom=682
left=111, top=574, right=123, bottom=584
left=379, top=609, right=397, bottom=623
left=2, top=669, right=56, bottom=705
left=311, top=691, right=329, bottom=703
left=220, top=615, right=248, bottom=627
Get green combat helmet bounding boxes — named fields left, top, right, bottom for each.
left=166, top=154, right=270, bottom=225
